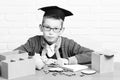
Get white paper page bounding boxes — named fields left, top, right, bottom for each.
left=62, top=64, right=88, bottom=72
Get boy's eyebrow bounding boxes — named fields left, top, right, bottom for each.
left=43, top=25, right=61, bottom=29
left=42, top=24, right=50, bottom=27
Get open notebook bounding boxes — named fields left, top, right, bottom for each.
left=61, top=64, right=88, bottom=72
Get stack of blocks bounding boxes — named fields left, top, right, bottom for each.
left=92, top=51, right=114, bottom=73
left=0, top=51, right=35, bottom=79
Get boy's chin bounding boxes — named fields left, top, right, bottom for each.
left=47, top=40, right=56, bottom=43
left=45, top=37, right=58, bottom=44
left=46, top=39, right=56, bottom=44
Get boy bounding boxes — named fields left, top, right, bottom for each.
left=15, top=6, right=93, bottom=69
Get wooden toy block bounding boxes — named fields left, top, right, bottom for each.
left=92, top=52, right=114, bottom=73
left=0, top=62, right=1, bottom=76
left=0, top=51, right=28, bottom=61
left=1, top=57, right=35, bottom=79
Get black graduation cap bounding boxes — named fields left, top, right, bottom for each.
left=38, top=6, right=73, bottom=21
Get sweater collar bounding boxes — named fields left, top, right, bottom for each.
left=41, top=36, right=62, bottom=49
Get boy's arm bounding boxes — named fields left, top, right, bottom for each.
left=74, top=47, right=93, bottom=64
left=14, top=38, right=34, bottom=55
left=67, top=40, right=94, bottom=64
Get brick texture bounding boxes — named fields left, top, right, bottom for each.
left=0, top=0, right=120, bottom=62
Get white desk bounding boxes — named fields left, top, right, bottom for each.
left=0, top=62, right=120, bottom=80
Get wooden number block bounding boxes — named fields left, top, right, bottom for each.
left=0, top=51, right=28, bottom=61
left=92, top=52, right=114, bottom=73
left=1, top=58, right=35, bottom=79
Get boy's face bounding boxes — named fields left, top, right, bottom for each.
left=40, top=17, right=64, bottom=43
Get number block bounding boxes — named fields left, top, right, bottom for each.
left=0, top=51, right=28, bottom=61
left=1, top=57, right=35, bottom=79
left=92, top=52, right=114, bottom=73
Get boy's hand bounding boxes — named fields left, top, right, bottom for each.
left=46, top=59, right=57, bottom=65
left=41, top=55, right=48, bottom=63
left=57, top=58, right=68, bottom=66
left=33, top=53, right=45, bottom=70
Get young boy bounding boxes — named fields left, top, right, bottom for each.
left=15, top=6, right=94, bottom=69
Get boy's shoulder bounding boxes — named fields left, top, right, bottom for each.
left=28, top=35, right=43, bottom=41
left=61, top=36, right=81, bottom=48
left=61, top=36, right=76, bottom=43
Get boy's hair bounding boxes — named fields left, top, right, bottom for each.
left=42, top=16, right=64, bottom=28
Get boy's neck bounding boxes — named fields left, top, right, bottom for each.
left=44, top=38, right=55, bottom=45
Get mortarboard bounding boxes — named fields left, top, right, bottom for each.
left=38, top=6, right=73, bottom=20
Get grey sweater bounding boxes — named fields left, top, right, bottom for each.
left=15, top=35, right=93, bottom=64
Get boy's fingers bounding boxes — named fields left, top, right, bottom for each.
left=57, top=58, right=68, bottom=66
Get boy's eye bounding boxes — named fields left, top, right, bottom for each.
left=54, top=28, right=59, bottom=30
left=45, top=26, right=50, bottom=29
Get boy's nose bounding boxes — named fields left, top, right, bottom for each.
left=49, top=29, right=54, bottom=35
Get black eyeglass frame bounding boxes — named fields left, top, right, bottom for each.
left=42, top=25, right=62, bottom=33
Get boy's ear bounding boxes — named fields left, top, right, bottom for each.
left=39, top=24, right=43, bottom=32
left=60, top=27, right=65, bottom=34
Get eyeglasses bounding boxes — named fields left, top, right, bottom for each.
left=42, top=26, right=62, bottom=33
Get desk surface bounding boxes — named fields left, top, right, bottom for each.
left=0, top=62, right=120, bottom=80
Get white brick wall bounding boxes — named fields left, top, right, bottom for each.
left=0, top=0, right=120, bottom=62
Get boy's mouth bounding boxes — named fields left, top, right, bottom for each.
left=47, top=36, right=54, bottom=39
